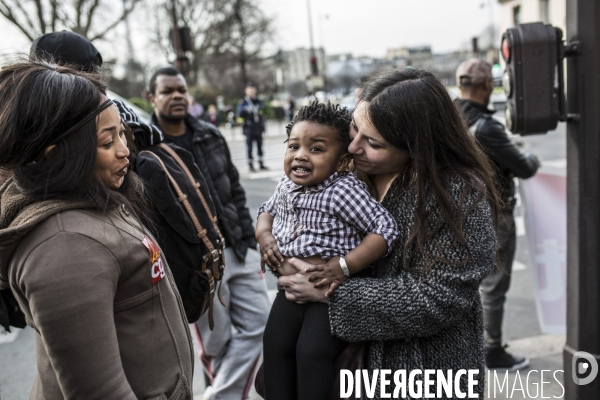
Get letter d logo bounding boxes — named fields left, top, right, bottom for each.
left=573, top=351, right=599, bottom=385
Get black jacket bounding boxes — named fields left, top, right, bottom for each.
left=1, top=287, right=26, bottom=331
left=115, top=98, right=215, bottom=323
left=153, top=114, right=257, bottom=262
left=237, top=96, right=265, bottom=136
left=135, top=144, right=217, bottom=322
left=456, top=99, right=539, bottom=205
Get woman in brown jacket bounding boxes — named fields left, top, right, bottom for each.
left=0, top=61, right=194, bottom=399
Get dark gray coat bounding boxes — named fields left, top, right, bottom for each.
left=329, top=176, right=496, bottom=399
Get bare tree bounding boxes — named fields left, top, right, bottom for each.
left=0, top=0, right=141, bottom=41
left=150, top=0, right=273, bottom=94
left=226, top=0, right=273, bottom=86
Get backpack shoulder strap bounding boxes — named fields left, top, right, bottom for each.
left=157, top=143, right=220, bottom=230
left=139, top=149, right=226, bottom=329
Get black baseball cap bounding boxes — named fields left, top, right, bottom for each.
left=30, top=31, right=103, bottom=73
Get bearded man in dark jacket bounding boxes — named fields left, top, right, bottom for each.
left=148, top=67, right=270, bottom=400
left=456, top=59, right=540, bottom=371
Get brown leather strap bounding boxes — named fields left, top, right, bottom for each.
left=158, top=143, right=226, bottom=281
left=140, top=149, right=226, bottom=329
left=158, top=144, right=219, bottom=227
left=140, top=151, right=217, bottom=258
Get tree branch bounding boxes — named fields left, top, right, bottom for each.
left=33, top=0, right=46, bottom=34
left=0, top=1, right=35, bottom=41
left=83, top=0, right=101, bottom=37
left=49, top=0, right=59, bottom=31
left=88, top=0, right=141, bottom=41
left=75, top=0, right=84, bottom=31
left=15, top=2, right=40, bottom=35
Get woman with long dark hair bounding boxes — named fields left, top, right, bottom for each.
left=0, top=60, right=193, bottom=399
left=279, top=68, right=500, bottom=398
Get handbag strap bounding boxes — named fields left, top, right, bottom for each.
left=158, top=143, right=220, bottom=232
left=156, top=144, right=227, bottom=287
left=139, top=149, right=225, bottom=329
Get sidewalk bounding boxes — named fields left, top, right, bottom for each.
left=219, top=119, right=289, bottom=143
left=484, top=334, right=566, bottom=399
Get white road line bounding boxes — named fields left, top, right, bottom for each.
left=267, top=289, right=277, bottom=304
left=515, top=215, right=526, bottom=237
left=513, top=260, right=527, bottom=271
left=248, top=170, right=285, bottom=180
left=0, top=327, right=22, bottom=344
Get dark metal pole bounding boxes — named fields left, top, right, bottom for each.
left=306, top=0, right=317, bottom=76
left=564, top=0, right=600, bottom=398
left=170, top=0, right=187, bottom=80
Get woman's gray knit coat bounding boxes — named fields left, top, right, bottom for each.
left=329, top=176, right=496, bottom=399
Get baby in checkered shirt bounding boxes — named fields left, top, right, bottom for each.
left=256, top=101, right=399, bottom=398
left=256, top=101, right=398, bottom=292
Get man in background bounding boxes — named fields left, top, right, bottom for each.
left=237, top=82, right=267, bottom=172
left=456, top=59, right=540, bottom=371
left=149, top=67, right=270, bottom=400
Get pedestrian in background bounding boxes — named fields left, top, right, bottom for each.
left=148, top=67, right=270, bottom=400
left=204, top=104, right=221, bottom=127
left=189, top=96, right=204, bottom=119
left=0, top=60, right=193, bottom=399
left=285, top=96, right=295, bottom=122
left=238, top=82, right=268, bottom=171
left=456, top=58, right=540, bottom=371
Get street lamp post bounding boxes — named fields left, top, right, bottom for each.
left=170, top=0, right=188, bottom=80
left=306, top=0, right=318, bottom=77
left=318, top=14, right=330, bottom=51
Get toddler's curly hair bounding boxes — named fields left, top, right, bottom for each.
left=286, top=101, right=352, bottom=171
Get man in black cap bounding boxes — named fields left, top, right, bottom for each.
left=237, top=82, right=268, bottom=172
left=455, top=58, right=540, bottom=371
left=30, top=31, right=163, bottom=148
left=30, top=30, right=103, bottom=73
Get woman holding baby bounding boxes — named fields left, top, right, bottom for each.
left=270, top=68, right=499, bottom=399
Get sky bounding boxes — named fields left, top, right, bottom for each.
left=0, top=0, right=500, bottom=67
left=259, top=0, right=500, bottom=56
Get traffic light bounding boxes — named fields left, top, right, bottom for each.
left=310, top=55, right=318, bottom=76
left=501, top=22, right=566, bottom=134
left=170, top=26, right=194, bottom=52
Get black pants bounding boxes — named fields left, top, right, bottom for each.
left=481, top=209, right=517, bottom=348
left=244, top=128, right=263, bottom=161
left=263, top=290, right=347, bottom=400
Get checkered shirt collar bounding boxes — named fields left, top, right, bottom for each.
left=287, top=171, right=343, bottom=194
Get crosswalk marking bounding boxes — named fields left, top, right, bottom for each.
left=515, top=216, right=526, bottom=237
left=513, top=261, right=527, bottom=271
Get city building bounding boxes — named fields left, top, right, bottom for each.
left=280, top=47, right=327, bottom=93
left=497, top=0, right=566, bottom=35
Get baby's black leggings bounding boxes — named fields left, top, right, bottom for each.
left=262, top=290, right=347, bottom=400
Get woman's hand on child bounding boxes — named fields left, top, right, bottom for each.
left=257, top=232, right=284, bottom=272
left=278, top=268, right=329, bottom=304
left=301, top=256, right=347, bottom=297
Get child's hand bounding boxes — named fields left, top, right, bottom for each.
left=257, top=232, right=284, bottom=273
left=306, top=257, right=347, bottom=297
